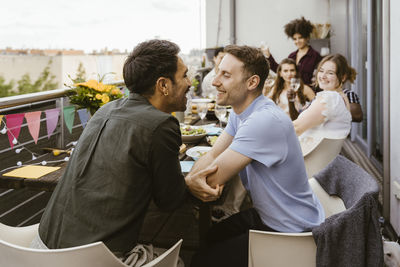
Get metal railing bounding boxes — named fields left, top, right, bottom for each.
left=0, top=81, right=125, bottom=169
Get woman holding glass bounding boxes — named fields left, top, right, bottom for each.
left=293, top=54, right=355, bottom=155
left=267, top=58, right=315, bottom=120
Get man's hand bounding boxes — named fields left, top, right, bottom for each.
left=185, top=165, right=223, bottom=202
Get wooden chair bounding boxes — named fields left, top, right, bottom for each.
left=0, top=222, right=182, bottom=267
left=303, top=138, right=345, bottom=178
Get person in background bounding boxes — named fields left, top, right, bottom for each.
left=263, top=17, right=322, bottom=87
left=293, top=54, right=355, bottom=155
left=201, top=47, right=225, bottom=99
left=35, top=39, right=220, bottom=266
left=186, top=45, right=324, bottom=267
left=267, top=58, right=315, bottom=120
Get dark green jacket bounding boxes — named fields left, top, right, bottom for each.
left=39, top=93, right=187, bottom=253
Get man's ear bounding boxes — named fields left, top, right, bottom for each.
left=156, top=77, right=170, bottom=96
left=247, top=75, right=260, bottom=91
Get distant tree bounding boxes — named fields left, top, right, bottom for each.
left=67, top=62, right=87, bottom=84
left=0, top=76, right=15, bottom=97
left=17, top=60, right=58, bottom=94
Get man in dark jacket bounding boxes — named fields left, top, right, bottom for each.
left=37, top=40, right=220, bottom=259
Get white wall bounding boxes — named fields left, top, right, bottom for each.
left=390, top=0, right=400, bottom=235
left=205, top=0, right=330, bottom=65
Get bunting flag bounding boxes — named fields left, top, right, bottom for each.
left=5, top=113, right=25, bottom=149
left=25, top=111, right=42, bottom=144
left=63, top=106, right=75, bottom=134
left=0, top=115, right=4, bottom=125
left=45, top=108, right=60, bottom=139
left=77, top=109, right=90, bottom=128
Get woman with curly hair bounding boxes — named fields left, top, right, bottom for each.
left=263, top=17, right=322, bottom=87
left=267, top=58, right=315, bottom=120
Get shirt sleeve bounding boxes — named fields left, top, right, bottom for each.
left=317, top=91, right=342, bottom=122
left=267, top=54, right=279, bottom=73
left=229, top=111, right=288, bottom=168
left=346, top=91, right=360, bottom=104
left=149, top=118, right=187, bottom=211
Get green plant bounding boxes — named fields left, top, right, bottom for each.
left=67, top=78, right=123, bottom=115
left=17, top=60, right=58, bottom=94
left=0, top=76, right=15, bottom=97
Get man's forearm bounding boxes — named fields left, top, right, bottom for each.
left=189, top=150, right=216, bottom=176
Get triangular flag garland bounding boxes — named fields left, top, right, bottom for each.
left=63, top=106, right=75, bottom=134
left=45, top=108, right=60, bottom=139
left=77, top=109, right=90, bottom=129
left=1, top=105, right=94, bottom=149
left=5, top=113, right=25, bottom=149
left=25, top=111, right=42, bottom=144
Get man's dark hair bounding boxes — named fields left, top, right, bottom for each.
left=214, top=47, right=224, bottom=57
left=224, top=45, right=269, bottom=91
left=284, top=17, right=314, bottom=39
left=123, top=39, right=180, bottom=95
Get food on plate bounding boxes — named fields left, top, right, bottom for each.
left=207, top=136, right=218, bottom=146
left=180, top=126, right=206, bottom=136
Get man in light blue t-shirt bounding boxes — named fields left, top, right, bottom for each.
left=186, top=45, right=325, bottom=267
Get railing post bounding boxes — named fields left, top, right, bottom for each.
left=56, top=97, right=65, bottom=148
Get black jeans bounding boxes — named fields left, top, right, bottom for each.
left=190, top=208, right=276, bottom=267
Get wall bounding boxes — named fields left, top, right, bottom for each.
left=390, top=0, right=400, bottom=234
left=205, top=0, right=330, bottom=64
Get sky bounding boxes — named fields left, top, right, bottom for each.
left=0, top=0, right=203, bottom=54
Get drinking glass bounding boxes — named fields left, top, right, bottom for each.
left=214, top=104, right=227, bottom=127
left=290, top=78, right=300, bottom=92
left=197, top=102, right=208, bottom=121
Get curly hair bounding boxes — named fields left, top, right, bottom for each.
left=123, top=39, right=180, bottom=96
left=284, top=17, right=314, bottom=39
left=224, top=45, right=269, bottom=91
left=315, top=54, right=357, bottom=88
left=271, top=58, right=307, bottom=105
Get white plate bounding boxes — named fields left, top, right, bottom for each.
left=186, top=146, right=212, bottom=160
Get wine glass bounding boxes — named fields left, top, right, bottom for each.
left=197, top=102, right=208, bottom=122
left=290, top=78, right=300, bottom=92
left=214, top=104, right=227, bottom=127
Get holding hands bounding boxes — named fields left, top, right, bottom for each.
left=185, top=165, right=224, bottom=202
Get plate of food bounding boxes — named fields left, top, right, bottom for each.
left=186, top=146, right=212, bottom=160
left=180, top=125, right=207, bottom=143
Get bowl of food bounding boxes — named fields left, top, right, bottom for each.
left=186, top=146, right=212, bottom=160
left=180, top=125, right=207, bottom=143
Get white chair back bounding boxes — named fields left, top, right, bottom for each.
left=303, top=138, right=345, bottom=178
left=0, top=222, right=183, bottom=267
left=309, top=177, right=346, bottom=218
left=142, top=239, right=183, bottom=267
left=248, top=230, right=316, bottom=267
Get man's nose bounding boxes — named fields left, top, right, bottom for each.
left=212, top=77, right=220, bottom=87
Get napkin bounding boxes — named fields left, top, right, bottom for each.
left=180, top=161, right=195, bottom=173
left=3, top=165, right=61, bottom=179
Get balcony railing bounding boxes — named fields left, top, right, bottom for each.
left=0, top=81, right=125, bottom=171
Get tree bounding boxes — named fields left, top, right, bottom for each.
left=0, top=76, right=15, bottom=97
left=17, top=60, right=58, bottom=95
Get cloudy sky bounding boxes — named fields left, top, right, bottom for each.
left=0, top=0, right=203, bottom=53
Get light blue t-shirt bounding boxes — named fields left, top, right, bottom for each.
left=225, top=94, right=325, bottom=232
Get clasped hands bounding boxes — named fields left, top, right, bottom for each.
left=185, top=165, right=224, bottom=202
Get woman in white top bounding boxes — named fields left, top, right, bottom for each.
left=293, top=54, right=356, bottom=154
left=267, top=58, right=315, bottom=120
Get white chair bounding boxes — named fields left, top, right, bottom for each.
left=248, top=178, right=346, bottom=267
left=0, top=222, right=183, bottom=267
left=303, top=138, right=345, bottom=178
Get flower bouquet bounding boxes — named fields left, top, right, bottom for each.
left=67, top=79, right=124, bottom=115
